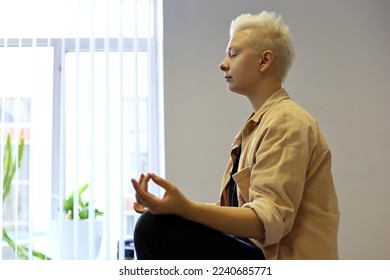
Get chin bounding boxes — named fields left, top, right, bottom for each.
left=228, top=86, right=246, bottom=96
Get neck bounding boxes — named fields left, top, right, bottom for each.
left=247, top=80, right=282, bottom=111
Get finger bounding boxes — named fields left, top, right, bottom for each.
left=132, top=177, right=146, bottom=192
left=133, top=202, right=147, bottom=214
left=150, top=173, right=175, bottom=192
left=131, top=179, right=147, bottom=203
left=132, top=174, right=149, bottom=203
left=140, top=173, right=151, bottom=192
left=134, top=191, right=150, bottom=213
left=132, top=177, right=151, bottom=198
left=132, top=177, right=159, bottom=205
left=131, top=178, right=141, bottom=192
left=138, top=173, right=148, bottom=191
left=135, top=192, right=145, bottom=206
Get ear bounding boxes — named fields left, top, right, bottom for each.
left=259, top=50, right=274, bottom=72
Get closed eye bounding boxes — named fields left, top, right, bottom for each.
left=226, top=46, right=240, bottom=58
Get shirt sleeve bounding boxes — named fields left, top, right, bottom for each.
left=242, top=110, right=311, bottom=247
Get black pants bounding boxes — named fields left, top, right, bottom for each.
left=134, top=211, right=265, bottom=260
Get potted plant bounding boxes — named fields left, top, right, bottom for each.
left=48, top=183, right=104, bottom=260
left=63, top=183, right=104, bottom=220
left=2, top=133, right=50, bottom=260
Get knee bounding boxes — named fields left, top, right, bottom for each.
left=134, top=212, right=179, bottom=259
left=133, top=212, right=181, bottom=246
left=133, top=212, right=156, bottom=256
left=134, top=211, right=155, bottom=241
left=134, top=212, right=168, bottom=245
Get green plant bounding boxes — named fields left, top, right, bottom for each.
left=63, top=183, right=104, bottom=220
left=2, top=133, right=50, bottom=260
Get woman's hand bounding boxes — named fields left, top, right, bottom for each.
left=132, top=173, right=149, bottom=214
left=132, top=173, right=264, bottom=240
left=131, top=173, right=193, bottom=216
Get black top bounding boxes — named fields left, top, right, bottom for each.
left=228, top=148, right=240, bottom=207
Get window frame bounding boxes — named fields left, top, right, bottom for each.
left=1, top=35, right=164, bottom=258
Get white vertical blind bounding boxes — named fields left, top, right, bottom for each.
left=118, top=0, right=125, bottom=261
left=0, top=39, right=54, bottom=260
left=0, top=0, right=163, bottom=260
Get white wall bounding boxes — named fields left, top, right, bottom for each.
left=163, top=0, right=390, bottom=259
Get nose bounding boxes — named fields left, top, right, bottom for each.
left=219, top=57, right=229, bottom=72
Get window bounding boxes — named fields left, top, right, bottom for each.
left=0, top=45, right=54, bottom=259
left=1, top=0, right=164, bottom=260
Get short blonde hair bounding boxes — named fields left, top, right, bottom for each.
left=230, top=11, right=294, bottom=82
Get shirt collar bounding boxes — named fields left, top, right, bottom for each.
left=250, top=88, right=290, bottom=123
left=231, top=88, right=290, bottom=148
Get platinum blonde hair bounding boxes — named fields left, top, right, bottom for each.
left=230, top=11, right=294, bottom=82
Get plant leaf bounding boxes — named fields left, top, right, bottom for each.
left=77, top=183, right=89, bottom=201
left=2, top=133, right=49, bottom=260
left=19, top=245, right=52, bottom=260
left=95, top=209, right=104, bottom=217
left=3, top=134, right=16, bottom=202
left=3, top=228, right=51, bottom=260
left=63, top=195, right=74, bottom=215
left=63, top=183, right=104, bottom=219
left=18, top=133, right=25, bottom=168
left=79, top=209, right=88, bottom=219
left=2, top=227, right=28, bottom=259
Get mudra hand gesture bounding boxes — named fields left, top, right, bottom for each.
left=131, top=173, right=192, bottom=216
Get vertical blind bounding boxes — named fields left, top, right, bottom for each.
left=0, top=0, right=164, bottom=260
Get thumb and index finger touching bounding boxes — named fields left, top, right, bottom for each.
left=131, top=172, right=174, bottom=195
left=131, top=173, right=174, bottom=214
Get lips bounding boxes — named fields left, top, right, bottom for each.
left=224, top=76, right=232, bottom=81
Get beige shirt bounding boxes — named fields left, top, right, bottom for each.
left=219, top=88, right=340, bottom=260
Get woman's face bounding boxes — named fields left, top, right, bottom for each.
left=219, top=30, right=263, bottom=96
